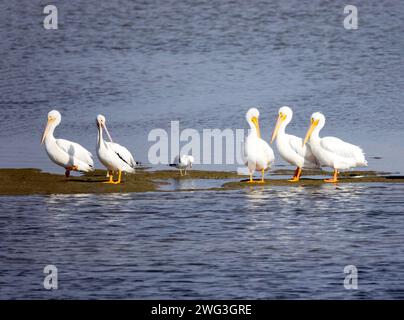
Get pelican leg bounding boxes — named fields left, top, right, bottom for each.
left=288, top=167, right=302, bottom=182
left=113, top=170, right=122, bottom=184
left=290, top=167, right=299, bottom=179
left=65, top=166, right=79, bottom=178
left=103, top=171, right=115, bottom=184
left=247, top=171, right=254, bottom=183
left=180, top=169, right=183, bottom=176
left=259, top=169, right=265, bottom=183
left=324, top=169, right=339, bottom=183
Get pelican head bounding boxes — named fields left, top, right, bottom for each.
left=96, top=114, right=113, bottom=142
left=41, top=110, right=61, bottom=144
left=271, top=106, right=293, bottom=143
left=96, top=114, right=106, bottom=127
left=246, top=107, right=261, bottom=138
left=303, top=112, right=326, bottom=146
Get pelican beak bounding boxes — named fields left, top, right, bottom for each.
left=41, top=118, right=53, bottom=144
left=102, top=123, right=114, bottom=143
left=271, top=113, right=286, bottom=143
left=303, top=119, right=319, bottom=147
left=251, top=116, right=261, bottom=138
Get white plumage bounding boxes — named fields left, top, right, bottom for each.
left=244, top=107, right=275, bottom=183
left=104, top=141, right=137, bottom=171
left=41, top=110, right=94, bottom=177
left=271, top=106, right=320, bottom=181
left=317, top=137, right=367, bottom=169
left=96, top=115, right=136, bottom=184
left=303, top=112, right=367, bottom=182
left=170, top=154, right=194, bottom=176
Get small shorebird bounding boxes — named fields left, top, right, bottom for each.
left=170, top=155, right=194, bottom=176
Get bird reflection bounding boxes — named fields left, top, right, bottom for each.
left=243, top=183, right=366, bottom=218
left=170, top=178, right=197, bottom=190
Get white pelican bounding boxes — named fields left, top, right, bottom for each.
left=96, top=115, right=136, bottom=184
left=169, top=155, right=194, bottom=176
left=41, top=110, right=94, bottom=177
left=244, top=107, right=275, bottom=183
left=303, top=112, right=368, bottom=183
left=270, top=106, right=320, bottom=182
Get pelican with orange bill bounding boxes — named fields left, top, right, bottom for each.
left=270, top=106, right=320, bottom=182
left=243, top=107, right=275, bottom=183
left=41, top=110, right=94, bottom=177
left=302, top=112, right=367, bottom=183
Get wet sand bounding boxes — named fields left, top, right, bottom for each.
left=1, top=168, right=404, bottom=195
left=0, top=168, right=237, bottom=195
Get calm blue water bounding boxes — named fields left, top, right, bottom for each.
left=1, top=0, right=404, bottom=299
left=1, top=184, right=404, bottom=299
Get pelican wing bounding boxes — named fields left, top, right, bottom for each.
left=287, top=134, right=321, bottom=167
left=106, top=141, right=136, bottom=169
left=56, top=139, right=94, bottom=166
left=287, top=134, right=305, bottom=158
left=320, top=137, right=367, bottom=164
left=261, top=140, right=275, bottom=165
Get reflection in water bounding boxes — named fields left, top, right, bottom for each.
left=171, top=179, right=197, bottom=190
left=244, top=186, right=268, bottom=207
left=244, top=183, right=366, bottom=216
left=1, top=184, right=404, bottom=299
left=46, top=192, right=136, bottom=212
left=158, top=178, right=238, bottom=191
